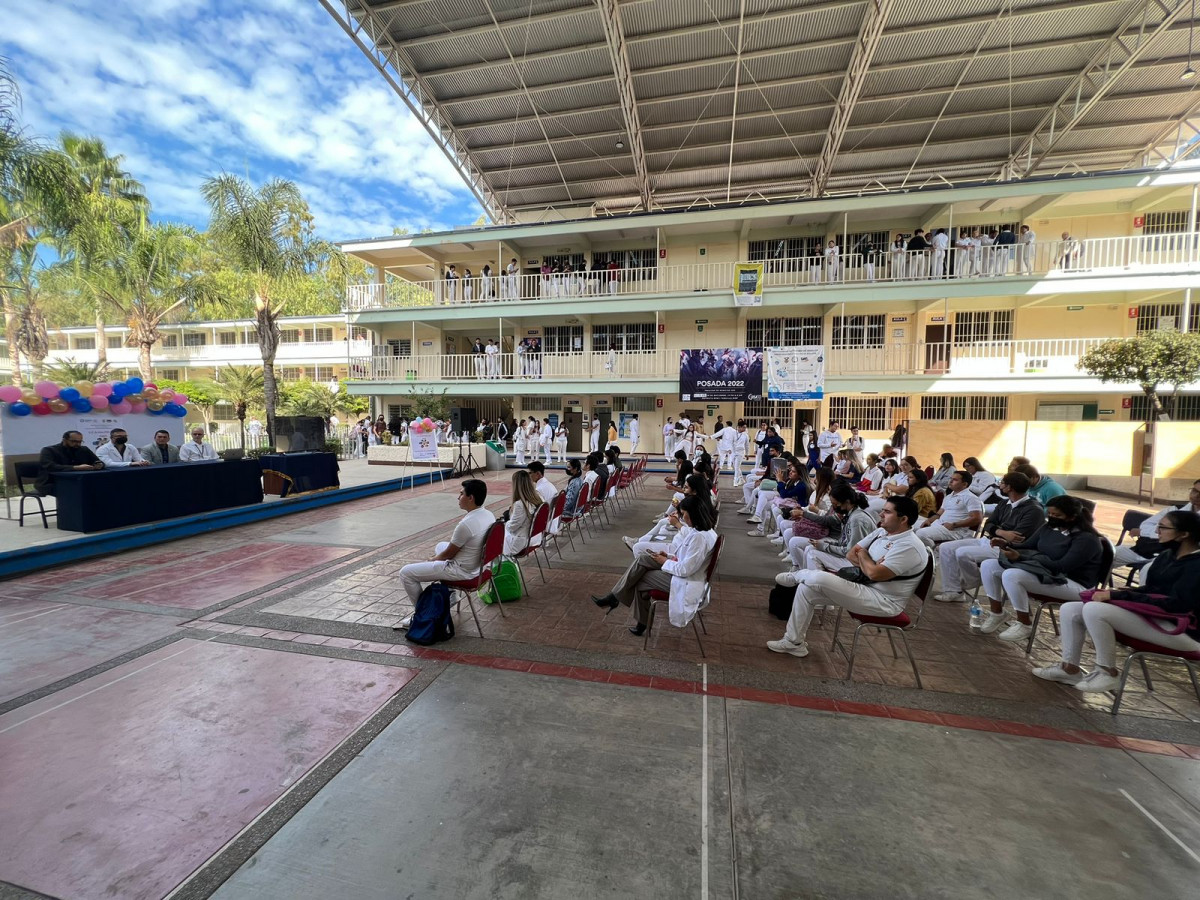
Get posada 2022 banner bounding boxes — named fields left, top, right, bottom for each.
left=678, top=348, right=764, bottom=402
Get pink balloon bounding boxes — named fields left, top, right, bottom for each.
left=128, top=401, right=147, bottom=414
left=423, top=417, right=434, bottom=429
left=35, top=380, right=60, bottom=399
left=110, top=400, right=132, bottom=415
left=144, top=382, right=158, bottom=391
left=0, top=386, right=21, bottom=403
left=412, top=424, right=423, bottom=433
left=90, top=394, right=110, bottom=409
left=92, top=383, right=113, bottom=397
left=172, top=393, right=189, bottom=406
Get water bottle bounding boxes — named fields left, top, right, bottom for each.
left=968, top=597, right=983, bottom=634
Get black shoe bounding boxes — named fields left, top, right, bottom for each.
left=592, top=594, right=618, bottom=610
left=629, top=624, right=647, bottom=636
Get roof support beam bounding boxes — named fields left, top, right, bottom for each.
left=919, top=204, right=952, bottom=232
left=1019, top=194, right=1064, bottom=220
left=1126, top=92, right=1200, bottom=167
left=1004, top=0, right=1189, bottom=179
left=594, top=0, right=652, bottom=211
left=1133, top=185, right=1187, bottom=211
left=810, top=0, right=894, bottom=198
left=397, top=4, right=596, bottom=49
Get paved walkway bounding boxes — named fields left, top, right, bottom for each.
left=2, top=467, right=1198, bottom=898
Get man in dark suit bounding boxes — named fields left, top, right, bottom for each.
left=36, top=430, right=104, bottom=495
left=140, top=429, right=181, bottom=465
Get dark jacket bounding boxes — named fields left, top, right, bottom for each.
left=756, top=434, right=784, bottom=466
left=777, top=480, right=809, bottom=504
left=1111, top=549, right=1200, bottom=638
left=36, top=443, right=103, bottom=495
left=1009, top=527, right=1104, bottom=587
left=995, top=229, right=1017, bottom=246
left=983, top=496, right=1045, bottom=543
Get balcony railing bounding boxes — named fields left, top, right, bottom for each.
left=344, top=232, right=1200, bottom=312
left=42, top=340, right=368, bottom=368
left=349, top=338, right=1112, bottom=383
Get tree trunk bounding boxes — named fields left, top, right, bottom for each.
left=1148, top=387, right=1170, bottom=422
left=95, top=304, right=107, bottom=367
left=237, top=409, right=246, bottom=451
left=138, top=342, right=153, bottom=381
left=2, top=291, right=22, bottom=386
left=255, top=296, right=280, bottom=448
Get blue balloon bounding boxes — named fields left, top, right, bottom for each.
left=59, top=387, right=81, bottom=402
left=9, top=402, right=31, bottom=416
left=110, top=383, right=127, bottom=399
left=71, top=397, right=92, bottom=413
left=148, top=405, right=166, bottom=415
left=170, top=404, right=187, bottom=417
left=125, top=377, right=144, bottom=393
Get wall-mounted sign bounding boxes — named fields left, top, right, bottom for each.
left=595, top=399, right=610, bottom=406
left=565, top=399, right=582, bottom=406
left=890, top=316, right=909, bottom=323
left=659, top=248, right=667, bottom=259
left=892, top=328, right=906, bottom=338
left=1067, top=305, right=1084, bottom=311
left=930, top=315, right=945, bottom=323
left=699, top=247, right=707, bottom=257
left=1099, top=409, right=1115, bottom=415
left=1128, top=307, right=1139, bottom=318
left=421, top=340, right=434, bottom=347
left=1122, top=398, right=1132, bottom=408
left=656, top=398, right=663, bottom=408
left=657, top=323, right=665, bottom=333
left=695, top=319, right=709, bottom=324
left=1133, top=215, right=1145, bottom=228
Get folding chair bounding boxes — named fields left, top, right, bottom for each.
left=831, top=551, right=935, bottom=689
left=1110, top=636, right=1200, bottom=715
left=1111, top=509, right=1152, bottom=587
left=510, top=502, right=553, bottom=592
left=1024, top=537, right=1115, bottom=655
left=16, top=461, right=55, bottom=529
left=554, top=482, right=590, bottom=553
left=643, top=535, right=724, bottom=656
left=442, top=520, right=507, bottom=635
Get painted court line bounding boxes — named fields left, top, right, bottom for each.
left=1120, top=789, right=1200, bottom=865
left=0, top=605, right=69, bottom=627
left=0, top=634, right=219, bottom=735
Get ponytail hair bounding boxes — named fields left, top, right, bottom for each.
left=1047, top=495, right=1098, bottom=535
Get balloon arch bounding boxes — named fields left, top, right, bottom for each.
left=0, top=378, right=190, bottom=420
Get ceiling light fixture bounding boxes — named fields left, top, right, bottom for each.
left=1184, top=0, right=1196, bottom=80
left=615, top=138, right=625, bottom=150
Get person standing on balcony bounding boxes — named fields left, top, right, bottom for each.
left=889, top=233, right=907, bottom=280
left=1018, top=225, right=1036, bottom=275
left=995, top=225, right=1016, bottom=274
left=953, top=231, right=972, bottom=277
left=628, top=414, right=641, bottom=455
left=472, top=338, right=486, bottom=380
left=930, top=228, right=949, bottom=278
left=463, top=268, right=474, bottom=303
left=445, top=264, right=458, bottom=304
left=486, top=338, right=500, bottom=379
left=824, top=240, right=840, bottom=282
left=1057, top=232, right=1080, bottom=270
left=855, top=235, right=877, bottom=282
left=505, top=258, right=518, bottom=300
left=905, top=229, right=930, bottom=279
left=589, top=414, right=601, bottom=452
left=516, top=337, right=528, bottom=378
left=607, top=258, right=620, bottom=294
left=539, top=262, right=552, bottom=299
left=605, top=342, right=618, bottom=377
left=529, top=337, right=542, bottom=379
left=966, top=229, right=984, bottom=276
left=555, top=420, right=569, bottom=462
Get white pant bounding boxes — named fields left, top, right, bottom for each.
left=630, top=436, right=640, bottom=454
left=753, top=490, right=779, bottom=521
left=399, top=542, right=474, bottom=603
left=931, top=249, right=945, bottom=277
left=864, top=261, right=874, bottom=282
left=542, top=441, right=552, bottom=464
left=742, top=480, right=762, bottom=508
left=515, top=445, right=526, bottom=466
left=474, top=356, right=486, bottom=379
left=938, top=537, right=998, bottom=593
left=915, top=523, right=973, bottom=548
left=782, top=570, right=905, bottom=645
left=555, top=439, right=568, bottom=462
left=1059, top=601, right=1200, bottom=669
left=487, top=356, right=500, bottom=378
left=1112, top=545, right=1150, bottom=569
left=590, top=431, right=600, bottom=452
left=805, top=547, right=848, bottom=572
left=979, top=559, right=1084, bottom=614
left=663, top=435, right=674, bottom=461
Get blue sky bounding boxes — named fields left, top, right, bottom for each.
left=2, top=0, right=486, bottom=241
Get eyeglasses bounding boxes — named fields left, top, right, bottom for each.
left=1156, top=524, right=1176, bottom=533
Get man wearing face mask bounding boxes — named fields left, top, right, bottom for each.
left=97, top=428, right=150, bottom=467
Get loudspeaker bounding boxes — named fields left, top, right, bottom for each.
left=276, top=416, right=327, bottom=452
left=450, top=407, right=478, bottom=437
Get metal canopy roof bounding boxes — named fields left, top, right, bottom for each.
left=324, top=0, right=1200, bottom=222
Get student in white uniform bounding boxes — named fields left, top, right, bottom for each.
left=505, top=258, right=519, bottom=300
left=514, top=421, right=528, bottom=466
left=628, top=415, right=640, bottom=454
left=1018, top=225, right=1037, bottom=275
left=732, top=421, right=750, bottom=485
left=555, top=422, right=569, bottom=463
left=712, top=420, right=738, bottom=475
left=503, top=470, right=542, bottom=556
left=485, top=339, right=500, bottom=379
left=398, top=479, right=495, bottom=606
left=824, top=240, right=840, bottom=282
left=589, top=416, right=601, bottom=453
left=930, top=229, right=949, bottom=278
left=663, top=417, right=675, bottom=461
left=913, top=471, right=985, bottom=547
left=541, top=419, right=554, bottom=465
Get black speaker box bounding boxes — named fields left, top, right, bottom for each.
left=450, top=407, right=478, bottom=437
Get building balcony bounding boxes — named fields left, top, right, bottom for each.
left=43, top=340, right=368, bottom=370
left=347, top=337, right=1128, bottom=394
left=344, top=233, right=1200, bottom=314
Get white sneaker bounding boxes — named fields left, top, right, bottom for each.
left=767, top=638, right=809, bottom=657
left=769, top=535, right=784, bottom=545
left=747, top=528, right=764, bottom=536
left=775, top=570, right=803, bottom=588
left=778, top=551, right=791, bottom=560
left=1074, top=670, right=1121, bottom=693
left=997, top=622, right=1033, bottom=643
left=1033, top=663, right=1085, bottom=685
left=622, top=536, right=637, bottom=551
left=979, top=612, right=1007, bottom=634
left=737, top=505, right=753, bottom=514
left=935, top=591, right=967, bottom=603
left=747, top=516, right=762, bottom=524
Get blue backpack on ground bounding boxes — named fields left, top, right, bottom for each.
left=406, top=583, right=455, bottom=645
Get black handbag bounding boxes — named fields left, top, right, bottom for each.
left=835, top=566, right=872, bottom=584
left=768, top=583, right=795, bottom=620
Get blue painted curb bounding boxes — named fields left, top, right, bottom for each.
left=0, top=468, right=453, bottom=580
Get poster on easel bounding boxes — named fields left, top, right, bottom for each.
left=410, top=431, right=439, bottom=462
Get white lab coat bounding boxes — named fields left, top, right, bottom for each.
left=664, top=527, right=719, bottom=627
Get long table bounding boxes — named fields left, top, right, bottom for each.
left=53, top=460, right=265, bottom=533
left=258, top=452, right=340, bottom=498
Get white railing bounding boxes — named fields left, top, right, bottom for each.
left=349, top=339, right=1113, bottom=383
left=344, top=232, right=1200, bottom=312
left=42, top=340, right=365, bottom=369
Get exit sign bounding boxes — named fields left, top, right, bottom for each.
left=1099, top=409, right=1115, bottom=415
left=1067, top=305, right=1083, bottom=311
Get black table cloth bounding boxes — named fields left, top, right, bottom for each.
left=258, top=452, right=340, bottom=498
left=54, top=459, right=265, bottom=533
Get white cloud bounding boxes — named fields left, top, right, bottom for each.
left=1, top=0, right=483, bottom=239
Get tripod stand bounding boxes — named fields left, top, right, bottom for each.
left=452, top=434, right=482, bottom=478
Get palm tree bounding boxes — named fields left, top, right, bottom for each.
left=81, top=222, right=217, bottom=379
left=5, top=238, right=48, bottom=375
left=58, top=132, right=148, bottom=365
left=211, top=365, right=264, bottom=450
left=202, top=174, right=345, bottom=447
left=41, top=356, right=110, bottom=384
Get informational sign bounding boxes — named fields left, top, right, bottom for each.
left=733, top=262, right=764, bottom=305
left=766, top=346, right=825, bottom=401
left=678, top=348, right=764, bottom=402
left=618, top=412, right=638, bottom=439
left=409, top=431, right=439, bottom=462
left=1133, top=215, right=1145, bottom=228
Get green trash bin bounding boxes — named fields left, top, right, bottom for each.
left=484, top=440, right=507, bottom=470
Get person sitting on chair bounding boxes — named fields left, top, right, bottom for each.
left=1112, top=480, right=1200, bottom=570
left=526, top=460, right=557, bottom=505
left=180, top=427, right=218, bottom=462
left=914, top=470, right=984, bottom=547
left=397, top=479, right=496, bottom=610
left=502, top=470, right=542, bottom=556
left=36, top=430, right=104, bottom=495
left=591, top=495, right=718, bottom=636
left=97, top=428, right=149, bottom=467
left=140, top=429, right=181, bottom=465
left=767, top=496, right=927, bottom=659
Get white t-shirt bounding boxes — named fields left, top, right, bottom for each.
left=932, top=232, right=949, bottom=250
left=535, top=476, right=557, bottom=504
left=97, top=442, right=145, bottom=467
left=733, top=431, right=750, bottom=456
left=817, top=429, right=840, bottom=453
left=712, top=426, right=737, bottom=450
left=629, top=420, right=639, bottom=439
left=969, top=470, right=997, bottom=496
left=855, top=528, right=928, bottom=600
left=450, top=507, right=497, bottom=576
left=938, top=488, right=985, bottom=532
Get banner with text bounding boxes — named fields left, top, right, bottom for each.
left=678, top=348, right=763, bottom=402
left=410, top=432, right=440, bottom=462
left=733, top=262, right=765, bottom=307
left=767, top=346, right=825, bottom=400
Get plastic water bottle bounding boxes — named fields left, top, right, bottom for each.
left=968, top=597, right=983, bottom=634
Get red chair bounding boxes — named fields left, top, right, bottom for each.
left=1110, top=635, right=1200, bottom=715
left=545, top=489, right=567, bottom=555
left=924, top=465, right=934, bottom=479
left=510, top=502, right=552, bottom=592
left=554, top=481, right=590, bottom=553
left=831, top=551, right=935, bottom=689
left=643, top=535, right=724, bottom=656
left=442, top=520, right=507, bottom=635
left=1023, top=537, right=1115, bottom=655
